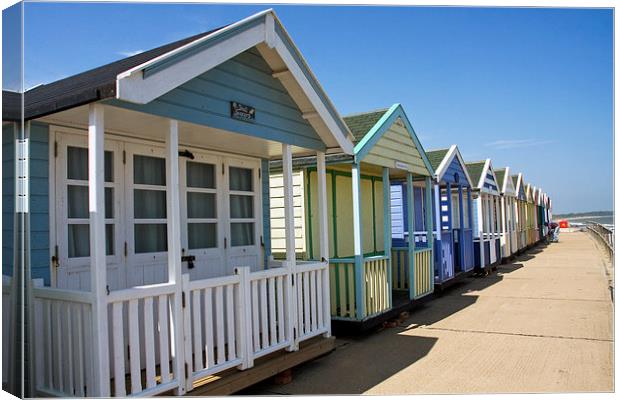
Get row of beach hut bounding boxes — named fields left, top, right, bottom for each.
left=268, top=104, right=553, bottom=330
left=2, top=9, right=553, bottom=396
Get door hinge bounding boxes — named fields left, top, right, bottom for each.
left=221, top=163, right=225, bottom=175
left=122, top=150, right=126, bottom=164
left=124, top=242, right=128, bottom=257
left=51, top=245, right=59, bottom=269
left=127, top=345, right=130, bottom=360
left=184, top=362, right=189, bottom=377
left=182, top=291, right=186, bottom=308
left=54, top=141, right=58, bottom=158
left=258, top=168, right=261, bottom=179
left=224, top=237, right=227, bottom=249
left=260, top=236, right=264, bottom=247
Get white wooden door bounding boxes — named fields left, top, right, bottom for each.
left=224, top=157, right=262, bottom=273
left=54, top=132, right=125, bottom=291
left=124, top=142, right=169, bottom=287
left=179, top=152, right=226, bottom=279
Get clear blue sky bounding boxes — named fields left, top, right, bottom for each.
left=3, top=3, right=613, bottom=214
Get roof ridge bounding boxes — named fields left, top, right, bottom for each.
left=343, top=107, right=389, bottom=119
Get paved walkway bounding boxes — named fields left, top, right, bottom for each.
left=244, top=232, right=613, bottom=395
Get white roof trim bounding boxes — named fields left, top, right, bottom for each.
left=434, top=145, right=474, bottom=187
left=115, top=9, right=353, bottom=155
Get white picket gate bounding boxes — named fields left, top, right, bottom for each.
left=31, top=261, right=330, bottom=397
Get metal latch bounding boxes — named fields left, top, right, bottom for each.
left=181, top=255, right=196, bottom=269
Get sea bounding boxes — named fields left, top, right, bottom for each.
left=565, top=215, right=614, bottom=228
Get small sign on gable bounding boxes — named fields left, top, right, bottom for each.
left=230, top=101, right=256, bottom=122
left=394, top=161, right=410, bottom=171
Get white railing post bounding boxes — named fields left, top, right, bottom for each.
left=282, top=144, right=298, bottom=351
left=166, top=119, right=186, bottom=394
left=352, top=163, right=365, bottom=319
left=235, top=267, right=254, bottom=368
left=316, top=151, right=331, bottom=336
left=87, top=103, right=110, bottom=397
left=181, top=274, right=193, bottom=392
left=478, top=193, right=485, bottom=268
left=406, top=173, right=415, bottom=299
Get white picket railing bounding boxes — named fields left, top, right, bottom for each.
left=2, top=275, right=13, bottom=389
left=294, top=262, right=330, bottom=341
left=32, top=261, right=331, bottom=397
left=31, top=281, right=96, bottom=397
left=106, top=282, right=180, bottom=397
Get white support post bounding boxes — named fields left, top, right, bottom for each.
left=351, top=163, right=365, bottom=319
left=406, top=173, right=415, bottom=299
left=477, top=193, right=485, bottom=269
left=236, top=266, right=254, bottom=368
left=282, top=144, right=298, bottom=350
left=316, top=151, right=331, bottom=337
left=88, top=103, right=110, bottom=397
left=501, top=196, right=507, bottom=256
left=383, top=168, right=393, bottom=307
left=166, top=120, right=186, bottom=394
left=434, top=184, right=441, bottom=240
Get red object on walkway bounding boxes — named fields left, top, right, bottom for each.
left=559, top=220, right=569, bottom=228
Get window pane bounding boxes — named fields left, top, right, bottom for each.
left=187, top=192, right=216, bottom=219
left=106, top=224, right=114, bottom=255
left=105, top=187, right=114, bottom=219
left=231, top=222, right=254, bottom=246
left=134, top=189, right=166, bottom=219
left=104, top=151, right=113, bottom=183
left=68, top=185, right=88, bottom=219
left=134, top=155, right=166, bottom=186
left=67, top=147, right=88, bottom=181
left=229, top=195, right=253, bottom=218
left=67, top=147, right=113, bottom=182
left=187, top=162, right=215, bottom=189
left=134, top=224, right=167, bottom=253
left=188, top=223, right=217, bottom=249
left=229, top=167, right=252, bottom=191
left=68, top=224, right=90, bottom=258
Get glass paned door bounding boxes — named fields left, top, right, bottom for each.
left=54, top=131, right=124, bottom=291
left=225, top=158, right=261, bottom=273
left=180, top=153, right=225, bottom=279
left=125, top=143, right=169, bottom=287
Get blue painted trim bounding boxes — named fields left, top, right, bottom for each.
left=457, top=185, right=466, bottom=270
left=353, top=104, right=434, bottom=176
left=424, top=176, right=434, bottom=291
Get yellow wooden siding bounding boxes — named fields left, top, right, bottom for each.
left=364, top=119, right=430, bottom=176
left=364, top=258, right=390, bottom=316
left=374, top=180, right=385, bottom=253
left=414, top=248, right=433, bottom=298
left=361, top=178, right=374, bottom=253
left=335, top=174, right=355, bottom=257
left=308, top=170, right=335, bottom=258
left=269, top=170, right=306, bottom=256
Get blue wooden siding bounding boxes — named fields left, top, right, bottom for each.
left=472, top=198, right=480, bottom=237
left=2, top=124, right=15, bottom=277
left=483, top=172, right=498, bottom=192
left=29, top=122, right=50, bottom=284
left=261, top=158, right=271, bottom=266
left=442, top=155, right=470, bottom=187
left=107, top=47, right=326, bottom=151
left=391, top=182, right=429, bottom=249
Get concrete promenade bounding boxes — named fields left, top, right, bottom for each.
left=244, top=231, right=613, bottom=394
